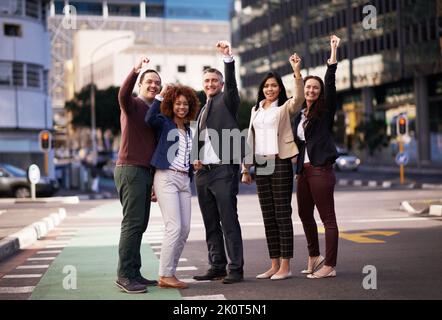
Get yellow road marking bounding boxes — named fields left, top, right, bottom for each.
left=317, top=227, right=399, bottom=243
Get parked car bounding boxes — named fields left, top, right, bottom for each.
left=0, top=163, right=59, bottom=198
left=335, top=147, right=361, bottom=171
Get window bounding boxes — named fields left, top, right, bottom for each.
left=4, top=24, right=22, bottom=37
left=146, top=4, right=165, bottom=17
left=108, top=4, right=139, bottom=17
left=69, top=2, right=102, bottom=16
left=0, top=62, right=12, bottom=86
left=27, top=64, right=41, bottom=88
left=54, top=0, right=65, bottom=14
left=26, top=0, right=40, bottom=19
left=0, top=0, right=23, bottom=16
left=177, top=65, right=186, bottom=73
left=13, top=62, right=24, bottom=86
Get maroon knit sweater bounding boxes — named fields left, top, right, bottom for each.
left=116, top=69, right=156, bottom=168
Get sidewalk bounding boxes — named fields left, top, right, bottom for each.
left=359, top=164, right=442, bottom=175
left=0, top=182, right=116, bottom=262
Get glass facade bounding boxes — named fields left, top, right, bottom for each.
left=233, top=0, right=442, bottom=164
left=165, top=0, right=231, bottom=21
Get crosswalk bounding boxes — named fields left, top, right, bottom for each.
left=0, top=228, right=78, bottom=299
left=0, top=207, right=226, bottom=300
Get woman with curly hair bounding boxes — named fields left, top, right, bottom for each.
left=145, top=84, right=200, bottom=289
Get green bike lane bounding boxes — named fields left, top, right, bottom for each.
left=30, top=201, right=181, bottom=300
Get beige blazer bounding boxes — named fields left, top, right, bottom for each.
left=245, top=77, right=305, bottom=165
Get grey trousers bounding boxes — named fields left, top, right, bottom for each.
left=154, top=169, right=191, bottom=277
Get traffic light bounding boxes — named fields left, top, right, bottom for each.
left=39, top=130, right=52, bottom=152
left=396, top=115, right=408, bottom=136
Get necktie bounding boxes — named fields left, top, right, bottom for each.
left=199, top=98, right=212, bottom=130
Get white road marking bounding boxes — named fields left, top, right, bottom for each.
left=180, top=278, right=209, bottom=283
left=17, top=265, right=49, bottom=269
left=3, top=274, right=42, bottom=279
left=184, top=294, right=226, bottom=300
left=0, top=286, right=35, bottom=294
left=27, top=257, right=55, bottom=261
left=45, top=245, right=66, bottom=248
left=179, top=258, right=188, bottom=262
left=37, top=250, right=62, bottom=254
left=177, top=266, right=198, bottom=271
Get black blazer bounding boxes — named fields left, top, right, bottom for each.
left=293, top=63, right=338, bottom=173
left=192, top=61, right=245, bottom=164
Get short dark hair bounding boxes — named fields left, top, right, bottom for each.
left=255, top=71, right=288, bottom=110
left=160, top=85, right=200, bottom=123
left=203, top=68, right=224, bottom=83
left=139, top=69, right=161, bottom=84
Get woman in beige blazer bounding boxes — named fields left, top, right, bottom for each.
left=242, top=53, right=305, bottom=280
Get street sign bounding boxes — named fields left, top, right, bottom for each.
left=27, top=164, right=40, bottom=184
left=395, top=152, right=409, bottom=166
left=27, top=164, right=40, bottom=200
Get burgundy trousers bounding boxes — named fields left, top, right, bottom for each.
left=296, top=163, right=339, bottom=267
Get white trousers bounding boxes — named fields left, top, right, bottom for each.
left=154, top=169, right=192, bottom=277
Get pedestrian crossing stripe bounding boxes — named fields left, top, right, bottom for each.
left=317, top=227, right=399, bottom=243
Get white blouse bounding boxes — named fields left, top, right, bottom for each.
left=253, top=99, right=279, bottom=156
left=297, top=111, right=310, bottom=163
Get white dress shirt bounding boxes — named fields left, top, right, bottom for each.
left=297, top=111, right=310, bottom=163
left=199, top=55, right=233, bottom=165
left=253, top=99, right=279, bottom=156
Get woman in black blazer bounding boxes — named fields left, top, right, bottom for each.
left=293, top=35, right=340, bottom=279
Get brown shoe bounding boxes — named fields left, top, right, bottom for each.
left=158, top=277, right=188, bottom=289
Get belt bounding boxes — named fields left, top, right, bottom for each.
left=256, top=154, right=279, bottom=160
left=201, top=163, right=223, bottom=171
left=168, top=168, right=188, bottom=175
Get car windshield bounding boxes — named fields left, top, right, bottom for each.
left=2, top=164, right=27, bottom=177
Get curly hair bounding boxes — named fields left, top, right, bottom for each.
left=160, top=85, right=200, bottom=123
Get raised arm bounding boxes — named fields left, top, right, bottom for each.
left=217, top=41, right=240, bottom=115
left=324, top=35, right=340, bottom=128
left=144, top=84, right=169, bottom=129
left=118, top=56, right=149, bottom=113
left=285, top=53, right=305, bottom=117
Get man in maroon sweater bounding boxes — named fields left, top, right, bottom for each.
left=114, top=56, right=160, bottom=293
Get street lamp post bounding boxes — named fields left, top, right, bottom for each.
left=89, top=35, right=131, bottom=164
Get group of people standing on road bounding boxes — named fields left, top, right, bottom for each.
left=113, top=35, right=341, bottom=294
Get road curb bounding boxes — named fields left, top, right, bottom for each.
left=0, top=208, right=67, bottom=262
left=337, top=179, right=442, bottom=189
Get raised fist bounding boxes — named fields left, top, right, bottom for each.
left=216, top=40, right=232, bottom=56
left=289, top=53, right=302, bottom=73
left=134, top=56, right=149, bottom=72
left=330, top=35, right=341, bottom=49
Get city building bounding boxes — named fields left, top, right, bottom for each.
left=0, top=0, right=54, bottom=176
left=232, top=0, right=442, bottom=166
left=47, top=0, right=234, bottom=154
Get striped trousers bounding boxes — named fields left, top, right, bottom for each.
left=255, top=157, right=294, bottom=259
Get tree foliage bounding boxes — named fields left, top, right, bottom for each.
left=65, top=85, right=121, bottom=135
left=355, top=116, right=390, bottom=156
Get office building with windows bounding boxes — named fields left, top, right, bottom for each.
left=232, top=0, right=442, bottom=165
left=47, top=0, right=233, bottom=152
left=0, top=0, right=54, bottom=175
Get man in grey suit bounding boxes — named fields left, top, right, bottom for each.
left=192, top=41, right=245, bottom=284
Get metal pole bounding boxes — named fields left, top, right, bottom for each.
left=90, top=62, right=97, bottom=166
left=399, top=140, right=405, bottom=184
